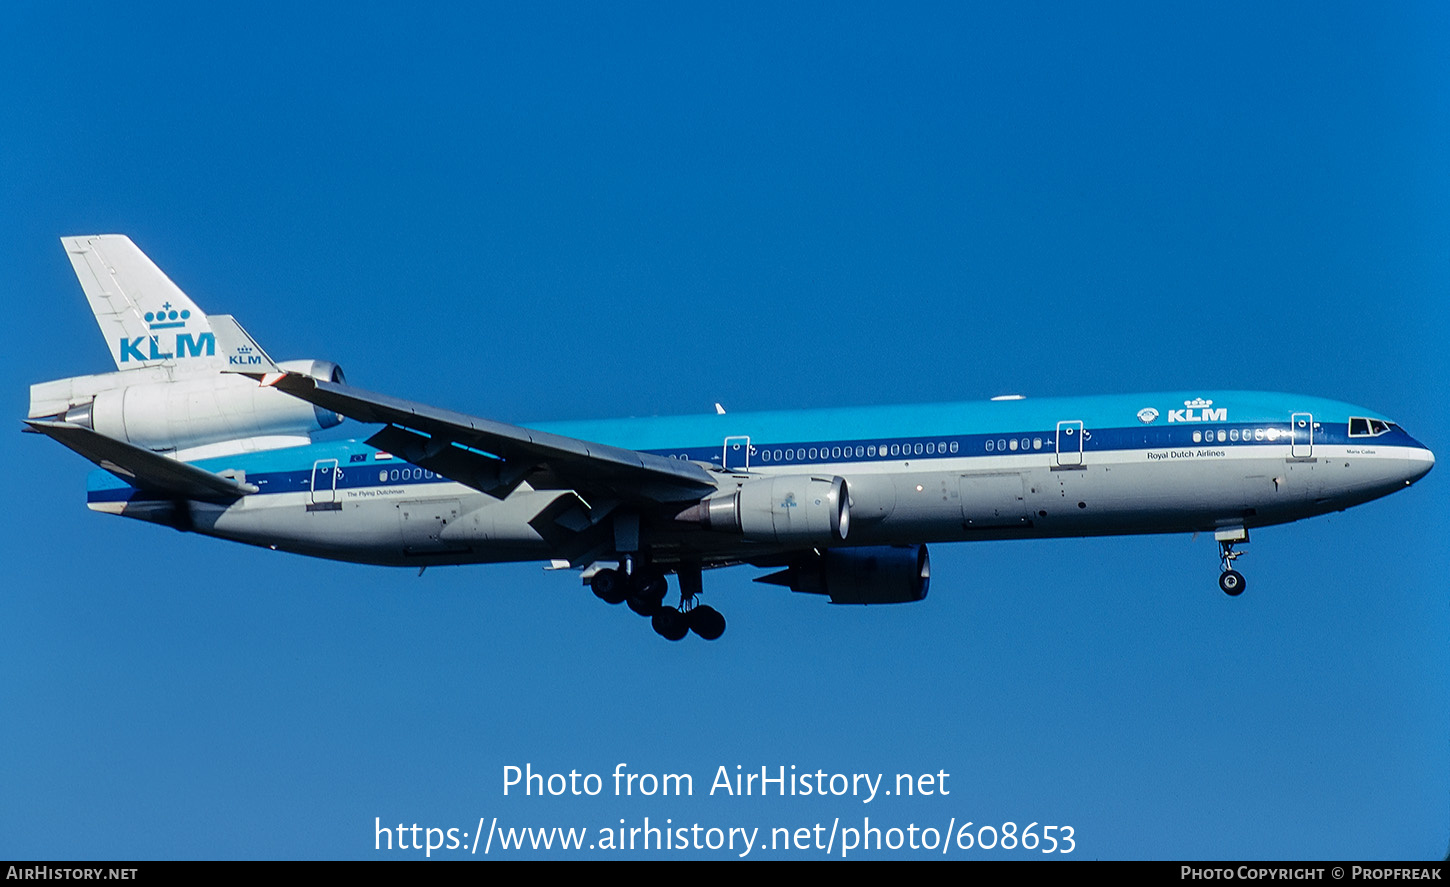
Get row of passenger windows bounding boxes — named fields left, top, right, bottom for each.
left=663, top=423, right=1333, bottom=464
left=757, top=441, right=962, bottom=462
left=377, top=468, right=436, bottom=482
left=1192, top=427, right=1286, bottom=444
left=985, top=438, right=1044, bottom=452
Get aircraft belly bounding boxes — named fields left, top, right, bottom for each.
left=398, top=498, right=467, bottom=555
left=844, top=449, right=1340, bottom=543
left=1036, top=456, right=1276, bottom=533
left=191, top=488, right=554, bottom=565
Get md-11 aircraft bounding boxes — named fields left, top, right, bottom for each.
left=27, top=236, right=1434, bottom=640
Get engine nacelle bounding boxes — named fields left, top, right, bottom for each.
left=761, top=545, right=931, bottom=604
left=44, top=360, right=346, bottom=454
left=678, top=475, right=849, bottom=543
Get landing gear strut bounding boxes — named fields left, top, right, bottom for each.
left=1215, top=528, right=1248, bottom=596
left=588, top=562, right=727, bottom=641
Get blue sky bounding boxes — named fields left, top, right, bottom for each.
left=2, top=2, right=1447, bottom=860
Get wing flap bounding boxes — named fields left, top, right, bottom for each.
left=27, top=420, right=257, bottom=502
left=365, top=424, right=534, bottom=498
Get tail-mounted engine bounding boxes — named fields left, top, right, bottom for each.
left=29, top=360, right=345, bottom=456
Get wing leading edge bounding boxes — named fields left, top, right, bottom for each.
left=265, top=374, right=720, bottom=505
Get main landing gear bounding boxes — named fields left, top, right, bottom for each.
left=590, top=564, right=726, bottom=641
left=1215, top=528, right=1248, bottom=596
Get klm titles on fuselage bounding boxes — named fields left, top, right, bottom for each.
left=1141, top=399, right=1229, bottom=424
left=1169, top=406, right=1227, bottom=423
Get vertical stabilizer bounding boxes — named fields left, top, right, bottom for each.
left=62, top=235, right=219, bottom=372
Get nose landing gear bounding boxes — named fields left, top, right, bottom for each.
left=1215, top=528, right=1248, bottom=596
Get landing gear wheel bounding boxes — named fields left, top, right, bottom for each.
left=590, top=568, right=627, bottom=605
left=625, top=571, right=667, bottom=616
left=627, top=595, right=662, bottom=617
left=634, top=573, right=667, bottom=603
left=1219, top=570, right=1246, bottom=596
left=651, top=606, right=689, bottom=641
left=687, top=604, right=726, bottom=640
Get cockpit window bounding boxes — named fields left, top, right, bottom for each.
left=1347, top=417, right=1392, bottom=437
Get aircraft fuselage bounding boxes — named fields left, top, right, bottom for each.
left=85, top=389, right=1434, bottom=568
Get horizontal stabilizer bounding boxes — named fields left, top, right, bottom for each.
left=26, top=420, right=258, bottom=502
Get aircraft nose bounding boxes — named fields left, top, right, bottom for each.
left=1401, top=437, right=1434, bottom=486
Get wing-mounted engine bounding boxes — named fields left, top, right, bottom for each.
left=756, top=544, right=931, bottom=604
left=29, top=359, right=346, bottom=457
left=675, top=475, right=850, bottom=543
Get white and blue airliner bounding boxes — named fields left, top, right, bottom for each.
left=28, top=236, right=1434, bottom=640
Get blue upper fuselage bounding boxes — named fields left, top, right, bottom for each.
left=536, top=390, right=1400, bottom=451
left=86, top=390, right=1430, bottom=502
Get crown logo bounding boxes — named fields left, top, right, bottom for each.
left=1184, top=398, right=1213, bottom=409
left=144, top=302, right=191, bottom=330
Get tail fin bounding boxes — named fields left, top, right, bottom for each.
left=62, top=235, right=219, bottom=372
left=33, top=236, right=343, bottom=460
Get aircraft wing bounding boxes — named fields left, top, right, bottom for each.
left=266, top=374, right=719, bottom=504
left=25, top=420, right=258, bottom=502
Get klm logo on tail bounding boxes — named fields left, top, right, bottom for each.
left=118, top=303, right=216, bottom=362
left=119, top=333, right=216, bottom=362
left=228, top=345, right=265, bottom=367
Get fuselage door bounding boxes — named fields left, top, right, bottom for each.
left=723, top=436, right=752, bottom=471
left=1291, top=412, right=1314, bottom=458
left=310, top=459, right=339, bottom=504
left=1055, top=421, right=1084, bottom=467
